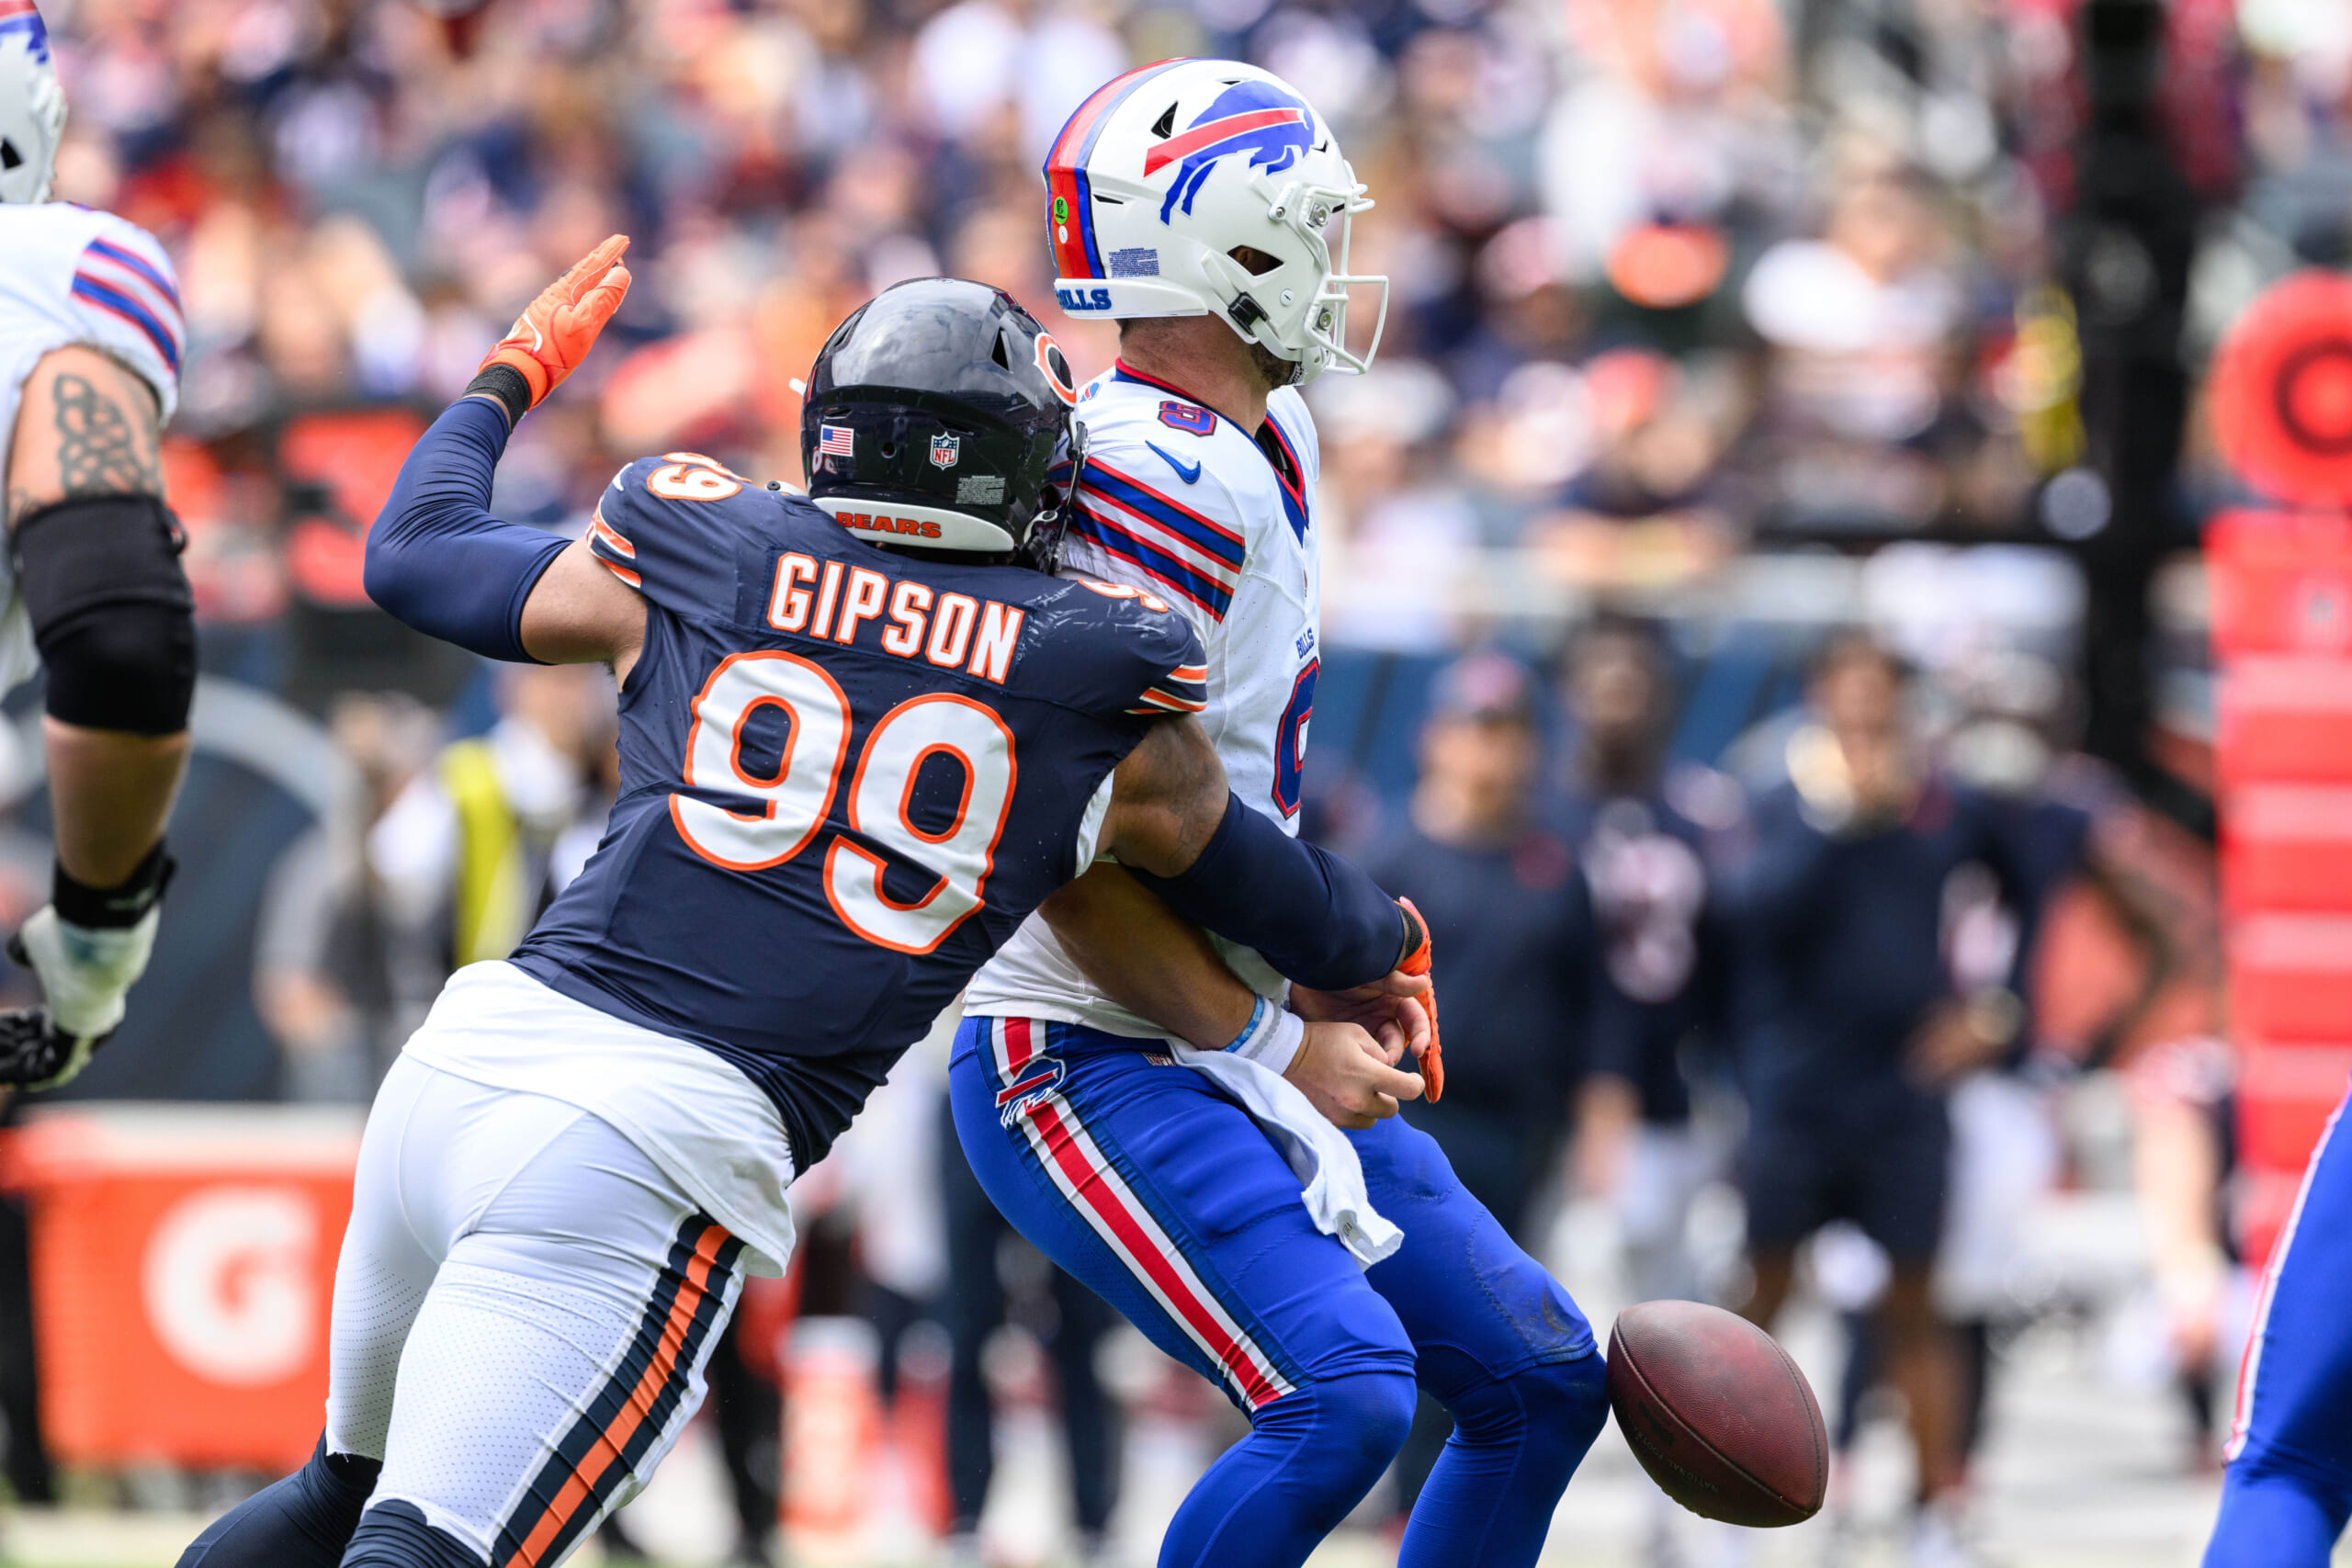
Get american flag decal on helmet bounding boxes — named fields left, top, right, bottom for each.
left=819, top=424, right=854, bottom=458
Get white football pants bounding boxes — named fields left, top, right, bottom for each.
left=325, top=1054, right=749, bottom=1567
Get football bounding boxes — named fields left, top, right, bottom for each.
left=1605, top=1300, right=1828, bottom=1528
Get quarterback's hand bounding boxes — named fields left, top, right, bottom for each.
left=0, top=902, right=161, bottom=1089
left=478, top=234, right=633, bottom=415
left=1393, top=896, right=1442, bottom=1100
left=1283, top=1021, right=1425, bottom=1131
left=1289, top=968, right=1430, bottom=1068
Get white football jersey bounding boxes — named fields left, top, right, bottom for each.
left=0, top=202, right=183, bottom=694
left=965, top=363, right=1322, bottom=1035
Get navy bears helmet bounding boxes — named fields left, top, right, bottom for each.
left=801, top=278, right=1083, bottom=568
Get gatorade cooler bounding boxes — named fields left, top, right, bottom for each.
left=779, top=1315, right=882, bottom=1563
left=0, top=1104, right=361, bottom=1472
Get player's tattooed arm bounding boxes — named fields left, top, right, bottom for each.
left=6, top=347, right=164, bottom=526
left=1096, top=714, right=1232, bottom=876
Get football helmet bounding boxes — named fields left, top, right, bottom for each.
left=801, top=278, right=1082, bottom=564
left=1042, top=58, right=1386, bottom=383
left=0, top=2, right=63, bottom=205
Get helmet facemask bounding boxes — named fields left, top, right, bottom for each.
left=1219, top=176, right=1387, bottom=382
left=0, top=6, right=65, bottom=206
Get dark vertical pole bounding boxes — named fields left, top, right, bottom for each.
left=2060, top=0, right=2199, bottom=796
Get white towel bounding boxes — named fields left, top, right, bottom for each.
left=1172, top=1045, right=1404, bottom=1268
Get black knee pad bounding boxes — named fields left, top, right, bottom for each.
left=13, top=493, right=194, bottom=734
left=341, top=1501, right=486, bottom=1568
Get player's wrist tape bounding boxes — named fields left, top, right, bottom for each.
left=53, top=841, right=175, bottom=931
left=464, top=363, right=534, bottom=428
left=1396, top=900, right=1425, bottom=970
left=1230, top=1007, right=1306, bottom=1077
left=1220, top=994, right=1272, bottom=1054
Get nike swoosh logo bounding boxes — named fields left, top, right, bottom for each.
left=1146, top=442, right=1202, bottom=485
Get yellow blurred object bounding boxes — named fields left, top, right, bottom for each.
left=2006, top=284, right=2086, bottom=475
left=443, top=739, right=529, bottom=969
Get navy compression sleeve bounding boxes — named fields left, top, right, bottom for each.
left=363, top=396, right=569, bottom=662
left=1128, top=795, right=1408, bottom=992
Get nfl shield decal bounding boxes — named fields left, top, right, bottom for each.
left=931, top=434, right=962, bottom=468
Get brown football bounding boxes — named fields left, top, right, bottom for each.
left=1605, top=1300, right=1828, bottom=1528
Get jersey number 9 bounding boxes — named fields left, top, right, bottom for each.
left=672, top=653, right=1016, bottom=954
left=1272, top=660, right=1318, bottom=819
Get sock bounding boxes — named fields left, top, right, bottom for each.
left=1158, top=1370, right=1415, bottom=1568
left=177, top=1437, right=379, bottom=1567
left=1399, top=1351, right=1608, bottom=1568
left=341, top=1501, right=487, bottom=1567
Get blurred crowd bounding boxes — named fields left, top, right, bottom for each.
left=26, top=0, right=2350, bottom=633
left=2, top=0, right=2351, bottom=1560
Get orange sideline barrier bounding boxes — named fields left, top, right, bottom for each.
left=2208, top=510, right=2352, bottom=657
left=0, top=1105, right=361, bottom=1472
left=2236, top=1043, right=2352, bottom=1169
left=2214, top=656, right=2352, bottom=785
left=2221, top=783, right=2352, bottom=911
left=2208, top=271, right=2352, bottom=1270
left=2227, top=913, right=2352, bottom=1043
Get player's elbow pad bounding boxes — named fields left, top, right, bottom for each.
left=15, top=494, right=194, bottom=735
left=1129, top=794, right=1404, bottom=991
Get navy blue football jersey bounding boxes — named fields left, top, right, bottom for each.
left=509, top=453, right=1206, bottom=1167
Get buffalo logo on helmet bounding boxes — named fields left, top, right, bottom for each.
left=0, top=1, right=52, bottom=64
left=931, top=433, right=962, bottom=469
left=1147, top=81, right=1316, bottom=223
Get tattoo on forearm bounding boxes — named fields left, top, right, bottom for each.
left=49, top=372, right=160, bottom=502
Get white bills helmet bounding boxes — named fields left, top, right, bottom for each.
left=1043, top=59, right=1386, bottom=384
left=0, top=2, right=63, bottom=205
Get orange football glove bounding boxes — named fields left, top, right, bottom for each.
left=1396, top=895, right=1442, bottom=1101
left=478, top=234, right=632, bottom=415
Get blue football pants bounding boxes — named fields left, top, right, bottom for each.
left=2207, top=1085, right=2352, bottom=1566
left=951, top=1017, right=1606, bottom=1568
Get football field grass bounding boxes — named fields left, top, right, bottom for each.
left=0, top=1311, right=2312, bottom=1568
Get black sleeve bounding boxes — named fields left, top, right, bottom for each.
left=364, top=397, right=567, bottom=661
left=1128, top=795, right=1406, bottom=991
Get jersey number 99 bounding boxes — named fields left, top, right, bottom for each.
left=671, top=653, right=1016, bottom=954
